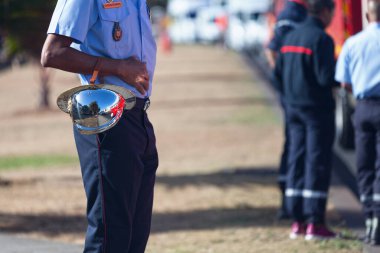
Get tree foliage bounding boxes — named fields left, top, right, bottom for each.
left=0, top=0, right=167, bottom=59
left=0, top=0, right=56, bottom=59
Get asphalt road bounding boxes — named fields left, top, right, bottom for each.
left=0, top=233, right=81, bottom=253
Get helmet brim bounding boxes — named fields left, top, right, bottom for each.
left=57, top=84, right=136, bottom=114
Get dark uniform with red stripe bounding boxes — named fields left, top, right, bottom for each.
left=273, top=16, right=337, bottom=224
left=267, top=0, right=308, bottom=219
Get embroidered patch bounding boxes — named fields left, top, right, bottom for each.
left=103, top=0, right=122, bottom=9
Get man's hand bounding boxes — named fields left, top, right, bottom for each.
left=265, top=49, right=277, bottom=69
left=42, top=34, right=150, bottom=95
left=117, top=56, right=149, bottom=95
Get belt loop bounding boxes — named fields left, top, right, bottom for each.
left=144, top=98, right=151, bottom=111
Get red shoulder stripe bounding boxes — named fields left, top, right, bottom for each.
left=281, top=46, right=313, bottom=55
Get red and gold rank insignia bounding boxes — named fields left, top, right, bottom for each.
left=103, top=0, right=122, bottom=9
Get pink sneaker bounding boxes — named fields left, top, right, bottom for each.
left=289, top=222, right=306, bottom=239
left=305, top=224, right=336, bottom=240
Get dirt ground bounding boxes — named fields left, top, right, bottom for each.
left=0, top=45, right=361, bottom=252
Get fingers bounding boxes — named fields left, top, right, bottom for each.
left=135, top=76, right=149, bottom=95
left=138, top=63, right=150, bottom=92
left=135, top=82, right=146, bottom=95
left=128, top=55, right=139, bottom=61
left=135, top=81, right=149, bottom=95
left=121, top=57, right=150, bottom=95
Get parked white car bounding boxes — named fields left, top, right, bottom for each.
left=225, top=0, right=272, bottom=51
left=244, top=13, right=270, bottom=50
left=167, top=0, right=208, bottom=44
left=168, top=17, right=198, bottom=44
left=195, top=6, right=227, bottom=44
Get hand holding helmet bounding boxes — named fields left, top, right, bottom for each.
left=57, top=58, right=136, bottom=135
left=117, top=56, right=150, bottom=96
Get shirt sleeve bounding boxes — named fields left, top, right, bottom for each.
left=267, top=24, right=293, bottom=52
left=335, top=40, right=352, bottom=84
left=47, top=0, right=97, bottom=44
left=272, top=51, right=284, bottom=93
left=313, top=34, right=337, bottom=87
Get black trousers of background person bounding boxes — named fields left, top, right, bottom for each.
left=74, top=99, right=159, bottom=253
left=354, top=99, right=380, bottom=219
left=285, top=105, right=335, bottom=224
left=278, top=97, right=290, bottom=214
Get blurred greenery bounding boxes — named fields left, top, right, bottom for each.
left=148, top=0, right=168, bottom=8
left=0, top=0, right=167, bottom=108
left=0, top=155, right=78, bottom=170
left=0, top=0, right=168, bottom=58
left=0, top=0, right=56, bottom=59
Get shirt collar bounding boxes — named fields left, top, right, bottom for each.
left=367, top=22, right=380, bottom=30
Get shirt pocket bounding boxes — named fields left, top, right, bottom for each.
left=97, top=0, right=129, bottom=51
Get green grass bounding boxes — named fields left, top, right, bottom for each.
left=0, top=155, right=79, bottom=171
left=316, top=239, right=362, bottom=251
left=225, top=105, right=280, bottom=126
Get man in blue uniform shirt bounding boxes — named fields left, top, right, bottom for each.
left=41, top=0, right=158, bottom=252
left=265, top=0, right=308, bottom=220
left=335, top=0, right=380, bottom=245
left=273, top=0, right=337, bottom=240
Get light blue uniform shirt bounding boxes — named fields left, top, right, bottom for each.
left=335, top=23, right=380, bottom=99
left=47, top=0, right=157, bottom=98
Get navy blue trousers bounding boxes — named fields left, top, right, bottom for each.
left=279, top=97, right=290, bottom=212
left=285, top=105, right=335, bottom=224
left=74, top=103, right=158, bottom=253
left=354, top=100, right=380, bottom=219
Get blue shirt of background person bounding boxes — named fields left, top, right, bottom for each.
left=267, top=0, right=308, bottom=52
left=335, top=22, right=380, bottom=99
left=47, top=0, right=157, bottom=99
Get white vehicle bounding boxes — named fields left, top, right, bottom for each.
left=168, top=17, right=198, bottom=44
left=244, top=13, right=270, bottom=50
left=195, top=6, right=227, bottom=44
left=225, top=0, right=272, bottom=51
left=167, top=0, right=208, bottom=18
left=167, top=0, right=208, bottom=44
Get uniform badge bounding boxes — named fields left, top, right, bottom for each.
left=103, top=0, right=122, bottom=9
left=113, top=22, right=122, bottom=41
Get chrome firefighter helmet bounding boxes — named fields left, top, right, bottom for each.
left=57, top=84, right=136, bottom=135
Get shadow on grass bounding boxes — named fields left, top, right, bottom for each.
left=0, top=212, right=86, bottom=236
left=0, top=206, right=281, bottom=237
left=156, top=167, right=278, bottom=189
left=151, top=206, right=281, bottom=233
left=0, top=207, right=357, bottom=237
left=0, top=166, right=363, bottom=239
left=153, top=162, right=360, bottom=190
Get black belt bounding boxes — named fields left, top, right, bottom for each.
left=134, top=98, right=151, bottom=111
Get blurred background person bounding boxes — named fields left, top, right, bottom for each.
left=266, top=0, right=308, bottom=68
left=273, top=0, right=338, bottom=240
left=265, top=0, right=308, bottom=220
left=335, top=0, right=380, bottom=245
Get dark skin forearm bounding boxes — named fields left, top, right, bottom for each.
left=41, top=34, right=149, bottom=95
left=265, top=49, right=277, bottom=69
